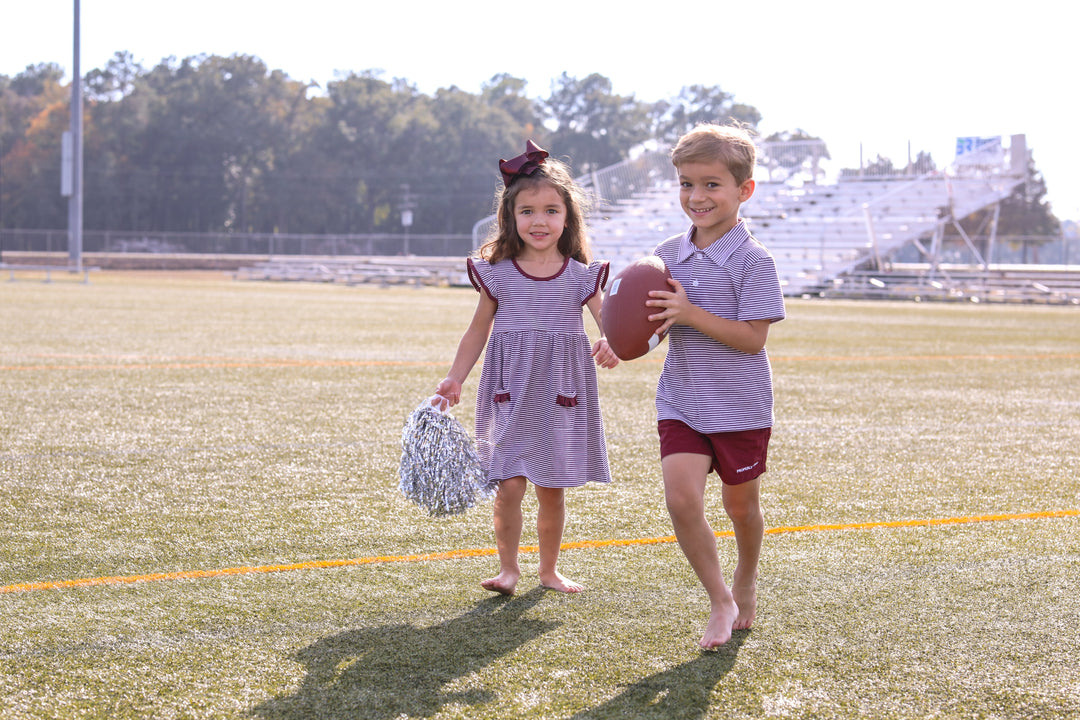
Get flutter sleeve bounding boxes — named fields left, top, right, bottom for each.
left=466, top=257, right=497, bottom=302
left=582, top=260, right=610, bottom=305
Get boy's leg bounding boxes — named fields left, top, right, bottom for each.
left=534, top=485, right=583, bottom=592
left=481, top=476, right=527, bottom=595
left=721, top=476, right=763, bottom=629
left=662, top=452, right=738, bottom=648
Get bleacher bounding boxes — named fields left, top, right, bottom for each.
left=234, top=256, right=469, bottom=287
left=239, top=135, right=1077, bottom=303
left=584, top=138, right=1032, bottom=298
left=817, top=265, right=1080, bottom=304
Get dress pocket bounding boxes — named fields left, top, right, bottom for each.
left=553, top=391, right=579, bottom=432
left=552, top=390, right=584, bottom=475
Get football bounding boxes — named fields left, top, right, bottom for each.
left=601, top=256, right=672, bottom=360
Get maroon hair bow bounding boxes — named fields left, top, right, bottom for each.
left=499, top=140, right=549, bottom=187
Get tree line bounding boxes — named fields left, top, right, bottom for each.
left=1, top=53, right=764, bottom=236
left=1, top=52, right=1059, bottom=244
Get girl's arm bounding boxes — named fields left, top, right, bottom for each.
left=647, top=277, right=771, bottom=355
left=585, top=294, right=619, bottom=369
left=435, top=291, right=497, bottom=407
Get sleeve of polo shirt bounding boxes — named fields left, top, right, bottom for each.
left=738, top=255, right=786, bottom=323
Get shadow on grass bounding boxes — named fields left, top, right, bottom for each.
left=568, top=630, right=747, bottom=720
left=251, top=587, right=559, bottom=720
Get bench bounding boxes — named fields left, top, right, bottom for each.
left=0, top=263, right=100, bottom=283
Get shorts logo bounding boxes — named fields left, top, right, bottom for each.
left=736, top=461, right=759, bottom=474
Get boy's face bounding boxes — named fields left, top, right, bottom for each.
left=677, top=160, right=755, bottom=246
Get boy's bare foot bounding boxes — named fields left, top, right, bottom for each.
left=539, top=570, right=584, bottom=593
left=700, top=598, right=739, bottom=649
left=480, top=570, right=519, bottom=595
left=731, top=582, right=757, bottom=630
left=731, top=566, right=759, bottom=629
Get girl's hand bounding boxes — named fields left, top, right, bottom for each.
left=647, top=277, right=692, bottom=336
left=591, top=338, right=620, bottom=369
left=434, top=378, right=463, bottom=407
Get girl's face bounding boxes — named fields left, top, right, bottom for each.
left=513, top=182, right=567, bottom=259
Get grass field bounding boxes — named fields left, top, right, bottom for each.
left=2, top=270, right=1078, bottom=719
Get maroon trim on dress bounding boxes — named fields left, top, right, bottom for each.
left=493, top=392, right=511, bottom=403
left=511, top=256, right=570, bottom=281
left=466, top=257, right=496, bottom=301
left=556, top=394, right=578, bottom=407
left=582, top=260, right=610, bottom=305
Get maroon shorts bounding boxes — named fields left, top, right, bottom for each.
left=658, top=419, right=771, bottom=485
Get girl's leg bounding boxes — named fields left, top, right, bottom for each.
left=481, top=476, right=527, bottom=595
left=662, top=452, right=738, bottom=648
left=534, top=484, right=583, bottom=593
left=721, top=476, right=763, bottom=629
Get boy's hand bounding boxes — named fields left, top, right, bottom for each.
left=591, top=337, right=620, bottom=369
left=647, top=277, right=693, bottom=336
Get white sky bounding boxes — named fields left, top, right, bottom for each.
left=4, top=0, right=1077, bottom=220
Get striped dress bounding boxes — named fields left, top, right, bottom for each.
left=653, top=220, right=786, bottom=433
left=467, top=256, right=612, bottom=488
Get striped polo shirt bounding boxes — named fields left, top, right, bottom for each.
left=653, top=220, right=786, bottom=433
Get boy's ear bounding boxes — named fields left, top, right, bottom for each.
left=739, top=178, right=756, bottom=203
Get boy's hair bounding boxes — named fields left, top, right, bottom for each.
left=671, top=123, right=757, bottom=185
left=479, top=157, right=592, bottom=265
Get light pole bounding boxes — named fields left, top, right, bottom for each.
left=67, top=0, right=84, bottom=271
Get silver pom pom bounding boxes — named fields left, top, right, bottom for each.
left=399, top=397, right=493, bottom=516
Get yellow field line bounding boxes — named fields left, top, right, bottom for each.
left=3, top=509, right=1075, bottom=594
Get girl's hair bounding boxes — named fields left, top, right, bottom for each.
left=478, top=156, right=592, bottom=265
left=671, top=122, right=758, bottom=186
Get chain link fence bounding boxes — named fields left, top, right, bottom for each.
left=0, top=229, right=473, bottom=259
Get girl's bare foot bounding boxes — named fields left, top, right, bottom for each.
left=731, top=583, right=757, bottom=630
left=701, top=598, right=739, bottom=649
left=539, top=570, right=584, bottom=593
left=480, top=570, right=519, bottom=595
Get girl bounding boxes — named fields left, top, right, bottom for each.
left=435, top=141, right=618, bottom=595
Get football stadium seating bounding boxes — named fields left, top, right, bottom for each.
left=471, top=135, right=1080, bottom=302
left=580, top=137, right=1032, bottom=298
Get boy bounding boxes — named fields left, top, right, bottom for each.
left=646, top=124, right=785, bottom=648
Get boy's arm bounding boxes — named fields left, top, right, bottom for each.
left=647, top=277, right=771, bottom=355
